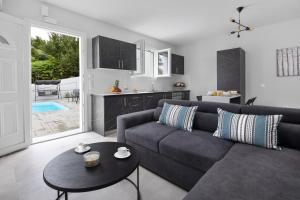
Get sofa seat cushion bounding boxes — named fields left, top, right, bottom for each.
left=159, top=130, right=234, bottom=172
left=184, top=143, right=300, bottom=200
left=125, top=122, right=177, bottom=152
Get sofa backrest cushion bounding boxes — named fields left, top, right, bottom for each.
left=155, top=100, right=242, bottom=132
left=158, top=102, right=198, bottom=132
left=214, top=108, right=282, bottom=149
left=191, top=101, right=242, bottom=132
left=241, top=105, right=300, bottom=150
left=155, top=100, right=300, bottom=150
left=154, top=99, right=193, bottom=121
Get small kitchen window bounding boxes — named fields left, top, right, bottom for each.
left=154, top=48, right=171, bottom=77
left=132, top=40, right=155, bottom=77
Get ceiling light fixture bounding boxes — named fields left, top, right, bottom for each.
left=230, top=6, right=253, bottom=38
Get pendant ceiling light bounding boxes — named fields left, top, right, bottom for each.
left=230, top=6, right=253, bottom=38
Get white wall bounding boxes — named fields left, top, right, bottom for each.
left=2, top=0, right=185, bottom=130
left=177, top=18, right=300, bottom=108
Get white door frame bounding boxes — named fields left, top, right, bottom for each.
left=0, top=12, right=31, bottom=155
left=27, top=20, right=88, bottom=142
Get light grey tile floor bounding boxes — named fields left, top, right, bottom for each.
left=0, top=132, right=187, bottom=200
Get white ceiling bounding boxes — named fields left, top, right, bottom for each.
left=43, top=0, right=300, bottom=46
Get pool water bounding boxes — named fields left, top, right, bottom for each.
left=32, top=102, right=68, bottom=113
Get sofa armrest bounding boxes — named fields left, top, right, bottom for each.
left=117, top=109, right=156, bottom=143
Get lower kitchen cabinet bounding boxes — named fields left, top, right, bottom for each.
left=126, top=95, right=144, bottom=113
left=92, top=91, right=190, bottom=136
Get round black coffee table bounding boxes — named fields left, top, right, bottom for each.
left=43, top=142, right=140, bottom=200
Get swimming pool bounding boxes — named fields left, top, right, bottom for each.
left=32, top=102, right=68, bottom=113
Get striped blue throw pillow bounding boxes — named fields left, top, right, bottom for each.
left=158, top=103, right=198, bottom=132
left=213, top=108, right=282, bottom=149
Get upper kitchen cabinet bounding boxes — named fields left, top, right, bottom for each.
left=154, top=48, right=171, bottom=77
left=92, top=36, right=120, bottom=69
left=119, top=41, right=137, bottom=71
left=92, top=36, right=136, bottom=70
left=171, top=54, right=184, bottom=75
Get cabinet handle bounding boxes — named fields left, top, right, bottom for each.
left=118, top=60, right=121, bottom=68
left=124, top=98, right=127, bottom=107
left=122, top=60, right=124, bottom=69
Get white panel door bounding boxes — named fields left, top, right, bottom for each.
left=0, top=13, right=30, bottom=156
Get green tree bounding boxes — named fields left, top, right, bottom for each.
left=31, top=32, right=79, bottom=83
left=31, top=36, right=46, bottom=51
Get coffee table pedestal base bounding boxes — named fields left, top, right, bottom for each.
left=57, top=191, right=68, bottom=200
left=55, top=167, right=140, bottom=200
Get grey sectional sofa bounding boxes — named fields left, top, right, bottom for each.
left=117, top=99, right=300, bottom=200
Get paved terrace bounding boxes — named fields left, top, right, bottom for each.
left=31, top=77, right=80, bottom=138
left=32, top=98, right=79, bottom=138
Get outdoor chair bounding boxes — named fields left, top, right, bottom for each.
left=72, top=89, right=80, bottom=103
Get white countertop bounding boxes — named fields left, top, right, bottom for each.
left=202, top=94, right=241, bottom=103
left=92, top=90, right=190, bottom=96
left=202, top=94, right=241, bottom=99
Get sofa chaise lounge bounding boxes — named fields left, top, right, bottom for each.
left=117, top=99, right=300, bottom=200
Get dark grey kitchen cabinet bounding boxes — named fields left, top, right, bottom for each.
left=120, top=41, right=137, bottom=71
left=126, top=95, right=143, bottom=113
left=103, top=95, right=143, bottom=131
left=171, top=91, right=190, bottom=100
left=163, top=92, right=173, bottom=99
left=92, top=35, right=136, bottom=70
left=172, top=54, right=184, bottom=74
left=92, top=90, right=190, bottom=136
left=104, top=96, right=126, bottom=131
left=182, top=91, right=190, bottom=100
left=142, top=94, right=158, bottom=110
left=143, top=93, right=164, bottom=110
left=92, top=94, right=144, bottom=135
left=92, top=36, right=120, bottom=69
left=142, top=92, right=172, bottom=110
left=217, top=48, right=245, bottom=103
